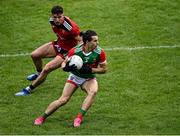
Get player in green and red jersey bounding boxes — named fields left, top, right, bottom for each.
left=34, top=30, right=108, bottom=127
left=15, top=5, right=81, bottom=96
left=66, top=43, right=106, bottom=79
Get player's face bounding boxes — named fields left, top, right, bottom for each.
left=53, top=13, right=64, bottom=25
left=87, top=36, right=99, bottom=50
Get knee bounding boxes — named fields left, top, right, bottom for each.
left=31, top=51, right=40, bottom=59
left=58, top=96, right=70, bottom=105
left=42, top=64, right=53, bottom=74
left=88, top=89, right=98, bottom=96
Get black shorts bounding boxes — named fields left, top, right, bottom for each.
left=52, top=41, right=68, bottom=59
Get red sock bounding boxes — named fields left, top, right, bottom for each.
left=76, top=113, right=83, bottom=120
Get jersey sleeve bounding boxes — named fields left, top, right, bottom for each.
left=71, top=25, right=80, bottom=37
left=99, top=49, right=107, bottom=64
left=68, top=48, right=75, bottom=58
left=71, top=28, right=80, bottom=37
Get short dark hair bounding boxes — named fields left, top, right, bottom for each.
left=51, top=5, right=63, bottom=14
left=81, top=30, right=97, bottom=43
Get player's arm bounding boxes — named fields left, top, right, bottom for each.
left=61, top=57, right=68, bottom=69
left=92, top=62, right=108, bottom=74
left=79, top=61, right=108, bottom=74
left=61, top=48, right=77, bottom=72
left=79, top=50, right=108, bottom=74
left=61, top=48, right=74, bottom=69
left=92, top=49, right=107, bottom=74
left=71, top=26, right=82, bottom=44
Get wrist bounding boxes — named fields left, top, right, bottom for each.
left=91, top=68, right=95, bottom=73
left=61, top=62, right=66, bottom=69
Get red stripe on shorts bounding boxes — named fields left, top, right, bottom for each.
left=67, top=80, right=78, bottom=87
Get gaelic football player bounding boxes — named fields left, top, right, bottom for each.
left=34, top=30, right=108, bottom=127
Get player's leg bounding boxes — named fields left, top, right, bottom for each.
left=31, top=55, right=64, bottom=88
left=15, top=55, right=64, bottom=96
left=73, top=78, right=98, bottom=127
left=34, top=82, right=78, bottom=125
left=27, top=42, right=56, bottom=81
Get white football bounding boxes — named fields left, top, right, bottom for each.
left=69, top=55, right=83, bottom=70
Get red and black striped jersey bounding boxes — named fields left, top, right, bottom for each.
left=49, top=16, right=80, bottom=51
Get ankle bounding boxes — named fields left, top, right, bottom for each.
left=77, top=113, right=83, bottom=120
left=43, top=113, right=49, bottom=119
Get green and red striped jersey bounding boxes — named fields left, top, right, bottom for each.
left=68, top=44, right=106, bottom=78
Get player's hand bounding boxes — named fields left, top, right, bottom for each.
left=63, top=61, right=77, bottom=72
left=79, top=64, right=92, bottom=74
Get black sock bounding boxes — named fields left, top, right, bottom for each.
left=37, top=69, right=42, bottom=73
left=29, top=85, right=35, bottom=90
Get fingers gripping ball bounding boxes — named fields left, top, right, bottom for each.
left=63, top=61, right=77, bottom=72
left=69, top=55, right=83, bottom=70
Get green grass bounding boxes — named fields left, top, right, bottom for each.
left=0, top=0, right=180, bottom=135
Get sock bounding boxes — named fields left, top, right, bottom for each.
left=80, top=108, right=86, bottom=116
left=25, top=85, right=35, bottom=92
left=30, top=85, right=35, bottom=90
left=37, top=70, right=42, bottom=75
left=43, top=113, right=49, bottom=119
left=77, top=108, right=86, bottom=119
left=37, top=72, right=41, bottom=76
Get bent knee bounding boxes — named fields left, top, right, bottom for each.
left=31, top=51, right=41, bottom=59
left=42, top=64, right=55, bottom=73
left=88, top=89, right=98, bottom=96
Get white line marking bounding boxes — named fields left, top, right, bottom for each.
left=0, top=45, right=179, bottom=58
left=105, top=45, right=180, bottom=51
left=0, top=53, right=30, bottom=57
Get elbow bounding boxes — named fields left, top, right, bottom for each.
left=102, top=67, right=108, bottom=74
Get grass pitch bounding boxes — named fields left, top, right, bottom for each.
left=0, top=0, right=180, bottom=135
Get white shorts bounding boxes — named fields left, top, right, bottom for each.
left=67, top=73, right=95, bottom=87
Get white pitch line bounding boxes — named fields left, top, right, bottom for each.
left=105, top=45, right=180, bottom=51
left=0, top=53, right=30, bottom=57
left=0, top=45, right=179, bottom=58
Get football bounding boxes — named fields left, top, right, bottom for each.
left=69, top=55, right=83, bottom=70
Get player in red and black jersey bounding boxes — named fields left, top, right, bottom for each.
left=15, top=5, right=82, bottom=96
